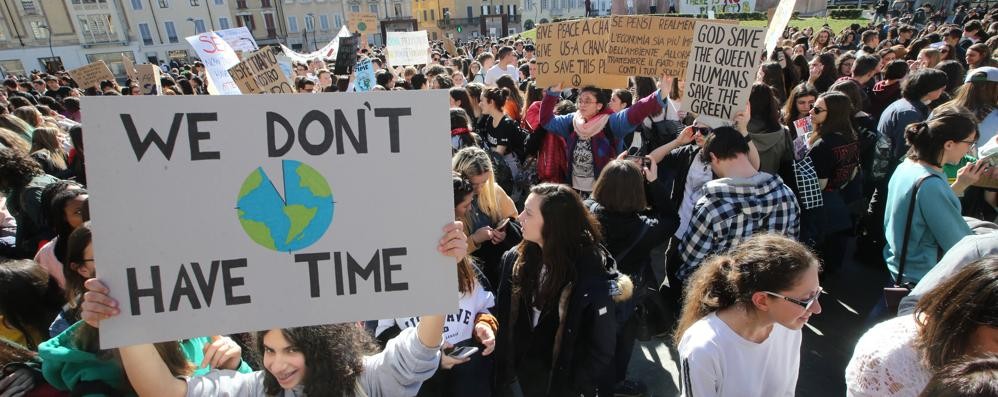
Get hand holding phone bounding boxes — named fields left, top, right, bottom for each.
left=625, top=155, right=652, bottom=170
left=447, top=346, right=479, bottom=359
left=495, top=218, right=511, bottom=232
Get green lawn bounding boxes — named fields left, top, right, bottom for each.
left=742, top=16, right=871, bottom=33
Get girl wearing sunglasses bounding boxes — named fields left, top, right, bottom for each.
left=674, top=234, right=822, bottom=397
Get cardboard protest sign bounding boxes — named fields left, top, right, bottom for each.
left=228, top=47, right=295, bottom=94
left=334, top=36, right=360, bottom=75
left=535, top=18, right=628, bottom=89
left=82, top=91, right=456, bottom=348
left=353, top=58, right=376, bottom=92
left=681, top=21, right=765, bottom=127
left=386, top=31, right=430, bottom=66
left=134, top=64, right=161, bottom=95
left=187, top=32, right=242, bottom=95
left=214, top=27, right=259, bottom=53
left=122, top=54, right=136, bottom=80
left=444, top=37, right=457, bottom=56
left=347, top=12, right=378, bottom=46
left=606, top=16, right=734, bottom=79
left=679, top=0, right=757, bottom=15
left=764, top=0, right=797, bottom=57
left=68, top=61, right=115, bottom=90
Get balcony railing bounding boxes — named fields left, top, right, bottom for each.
left=438, top=14, right=519, bottom=28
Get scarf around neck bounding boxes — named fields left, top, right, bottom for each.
left=572, top=109, right=612, bottom=140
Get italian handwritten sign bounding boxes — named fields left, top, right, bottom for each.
left=186, top=32, right=242, bottom=95
left=681, top=21, right=765, bottom=126
left=606, top=16, right=734, bottom=79
left=227, top=47, right=295, bottom=94
left=83, top=91, right=456, bottom=348
left=535, top=18, right=628, bottom=89
left=68, top=61, right=115, bottom=90
left=134, top=64, right=161, bottom=95
left=386, top=31, right=430, bottom=66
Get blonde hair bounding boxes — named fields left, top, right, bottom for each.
left=452, top=147, right=504, bottom=226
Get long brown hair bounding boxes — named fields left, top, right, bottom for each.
left=514, top=184, right=602, bottom=309
left=31, top=126, right=68, bottom=170
left=592, top=159, right=647, bottom=213
left=914, top=256, right=998, bottom=372
left=673, top=234, right=819, bottom=346
left=813, top=91, right=856, bottom=144
left=782, top=83, right=819, bottom=127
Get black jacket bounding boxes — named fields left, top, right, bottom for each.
left=494, top=245, right=629, bottom=397
left=584, top=179, right=678, bottom=277
left=658, top=144, right=704, bottom=213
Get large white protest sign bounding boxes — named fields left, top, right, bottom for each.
left=187, top=32, right=242, bottom=95
left=82, top=92, right=456, bottom=348
left=386, top=31, right=430, bottom=66
left=681, top=21, right=765, bottom=127
left=765, top=0, right=797, bottom=56
left=214, top=27, right=259, bottom=53
left=679, top=0, right=757, bottom=15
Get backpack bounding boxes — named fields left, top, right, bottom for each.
left=487, top=149, right=515, bottom=195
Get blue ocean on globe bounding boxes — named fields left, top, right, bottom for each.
left=236, top=160, right=334, bottom=252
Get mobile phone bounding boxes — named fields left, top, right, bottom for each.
left=627, top=146, right=640, bottom=156
left=495, top=218, right=511, bottom=232
left=625, top=155, right=652, bottom=169
left=447, top=346, right=479, bottom=359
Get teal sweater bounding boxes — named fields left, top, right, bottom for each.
left=883, top=160, right=971, bottom=283
left=39, top=321, right=252, bottom=396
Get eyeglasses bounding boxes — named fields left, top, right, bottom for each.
left=811, top=106, right=827, bottom=114
left=764, top=286, right=823, bottom=311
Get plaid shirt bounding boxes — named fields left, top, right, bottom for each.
left=677, top=172, right=801, bottom=281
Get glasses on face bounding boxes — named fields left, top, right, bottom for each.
left=764, top=286, right=822, bottom=311
left=811, top=106, right=826, bottom=114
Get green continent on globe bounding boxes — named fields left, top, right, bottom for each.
left=238, top=209, right=277, bottom=250
left=238, top=169, right=264, bottom=200
left=283, top=204, right=318, bottom=244
left=297, top=165, right=332, bottom=198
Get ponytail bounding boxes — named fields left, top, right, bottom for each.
left=672, top=234, right=818, bottom=346
left=904, top=108, right=978, bottom=167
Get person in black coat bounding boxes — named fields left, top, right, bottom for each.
left=585, top=157, right=678, bottom=395
left=494, top=184, right=632, bottom=397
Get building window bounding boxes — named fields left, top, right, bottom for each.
left=78, top=14, right=116, bottom=43
left=194, top=19, right=206, bottom=33
left=131, top=0, right=143, bottom=10
left=214, top=0, right=223, bottom=4
left=287, top=16, right=298, bottom=33
left=368, top=3, right=377, bottom=13
left=139, top=22, right=153, bottom=44
left=512, top=4, right=517, bottom=14
left=467, top=6, right=472, bottom=18
left=334, top=14, right=342, bottom=27
left=263, top=13, right=274, bottom=35
left=190, top=0, right=199, bottom=5
left=319, top=14, right=329, bottom=31
left=350, top=4, right=359, bottom=12
left=261, top=0, right=271, bottom=7
left=20, top=0, right=37, bottom=14
left=394, top=3, right=402, bottom=16
left=164, top=21, right=178, bottom=42
left=0, top=60, right=25, bottom=78
left=481, top=5, right=488, bottom=15
left=304, top=15, right=314, bottom=31
left=158, top=0, right=168, bottom=7
left=219, top=17, right=230, bottom=29
left=29, top=21, right=47, bottom=39
left=430, top=9, right=434, bottom=20
left=236, top=0, right=246, bottom=7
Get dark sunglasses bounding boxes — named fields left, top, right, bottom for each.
left=811, top=106, right=827, bottom=114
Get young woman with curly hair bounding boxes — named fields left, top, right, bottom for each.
left=77, top=223, right=470, bottom=396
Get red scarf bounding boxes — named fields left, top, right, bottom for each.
left=451, top=127, right=471, bottom=136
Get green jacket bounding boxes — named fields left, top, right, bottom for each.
left=38, top=321, right=253, bottom=396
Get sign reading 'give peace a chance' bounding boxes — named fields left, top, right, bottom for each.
left=82, top=92, right=456, bottom=348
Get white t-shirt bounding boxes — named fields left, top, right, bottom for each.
left=484, top=64, right=519, bottom=86
left=678, top=312, right=801, bottom=397
left=845, top=314, right=929, bottom=397
left=376, top=281, right=494, bottom=345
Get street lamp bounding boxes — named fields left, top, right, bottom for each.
left=306, top=13, right=316, bottom=51
left=38, top=24, right=54, bottom=60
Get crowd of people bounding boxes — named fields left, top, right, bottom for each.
left=1, top=2, right=997, bottom=396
